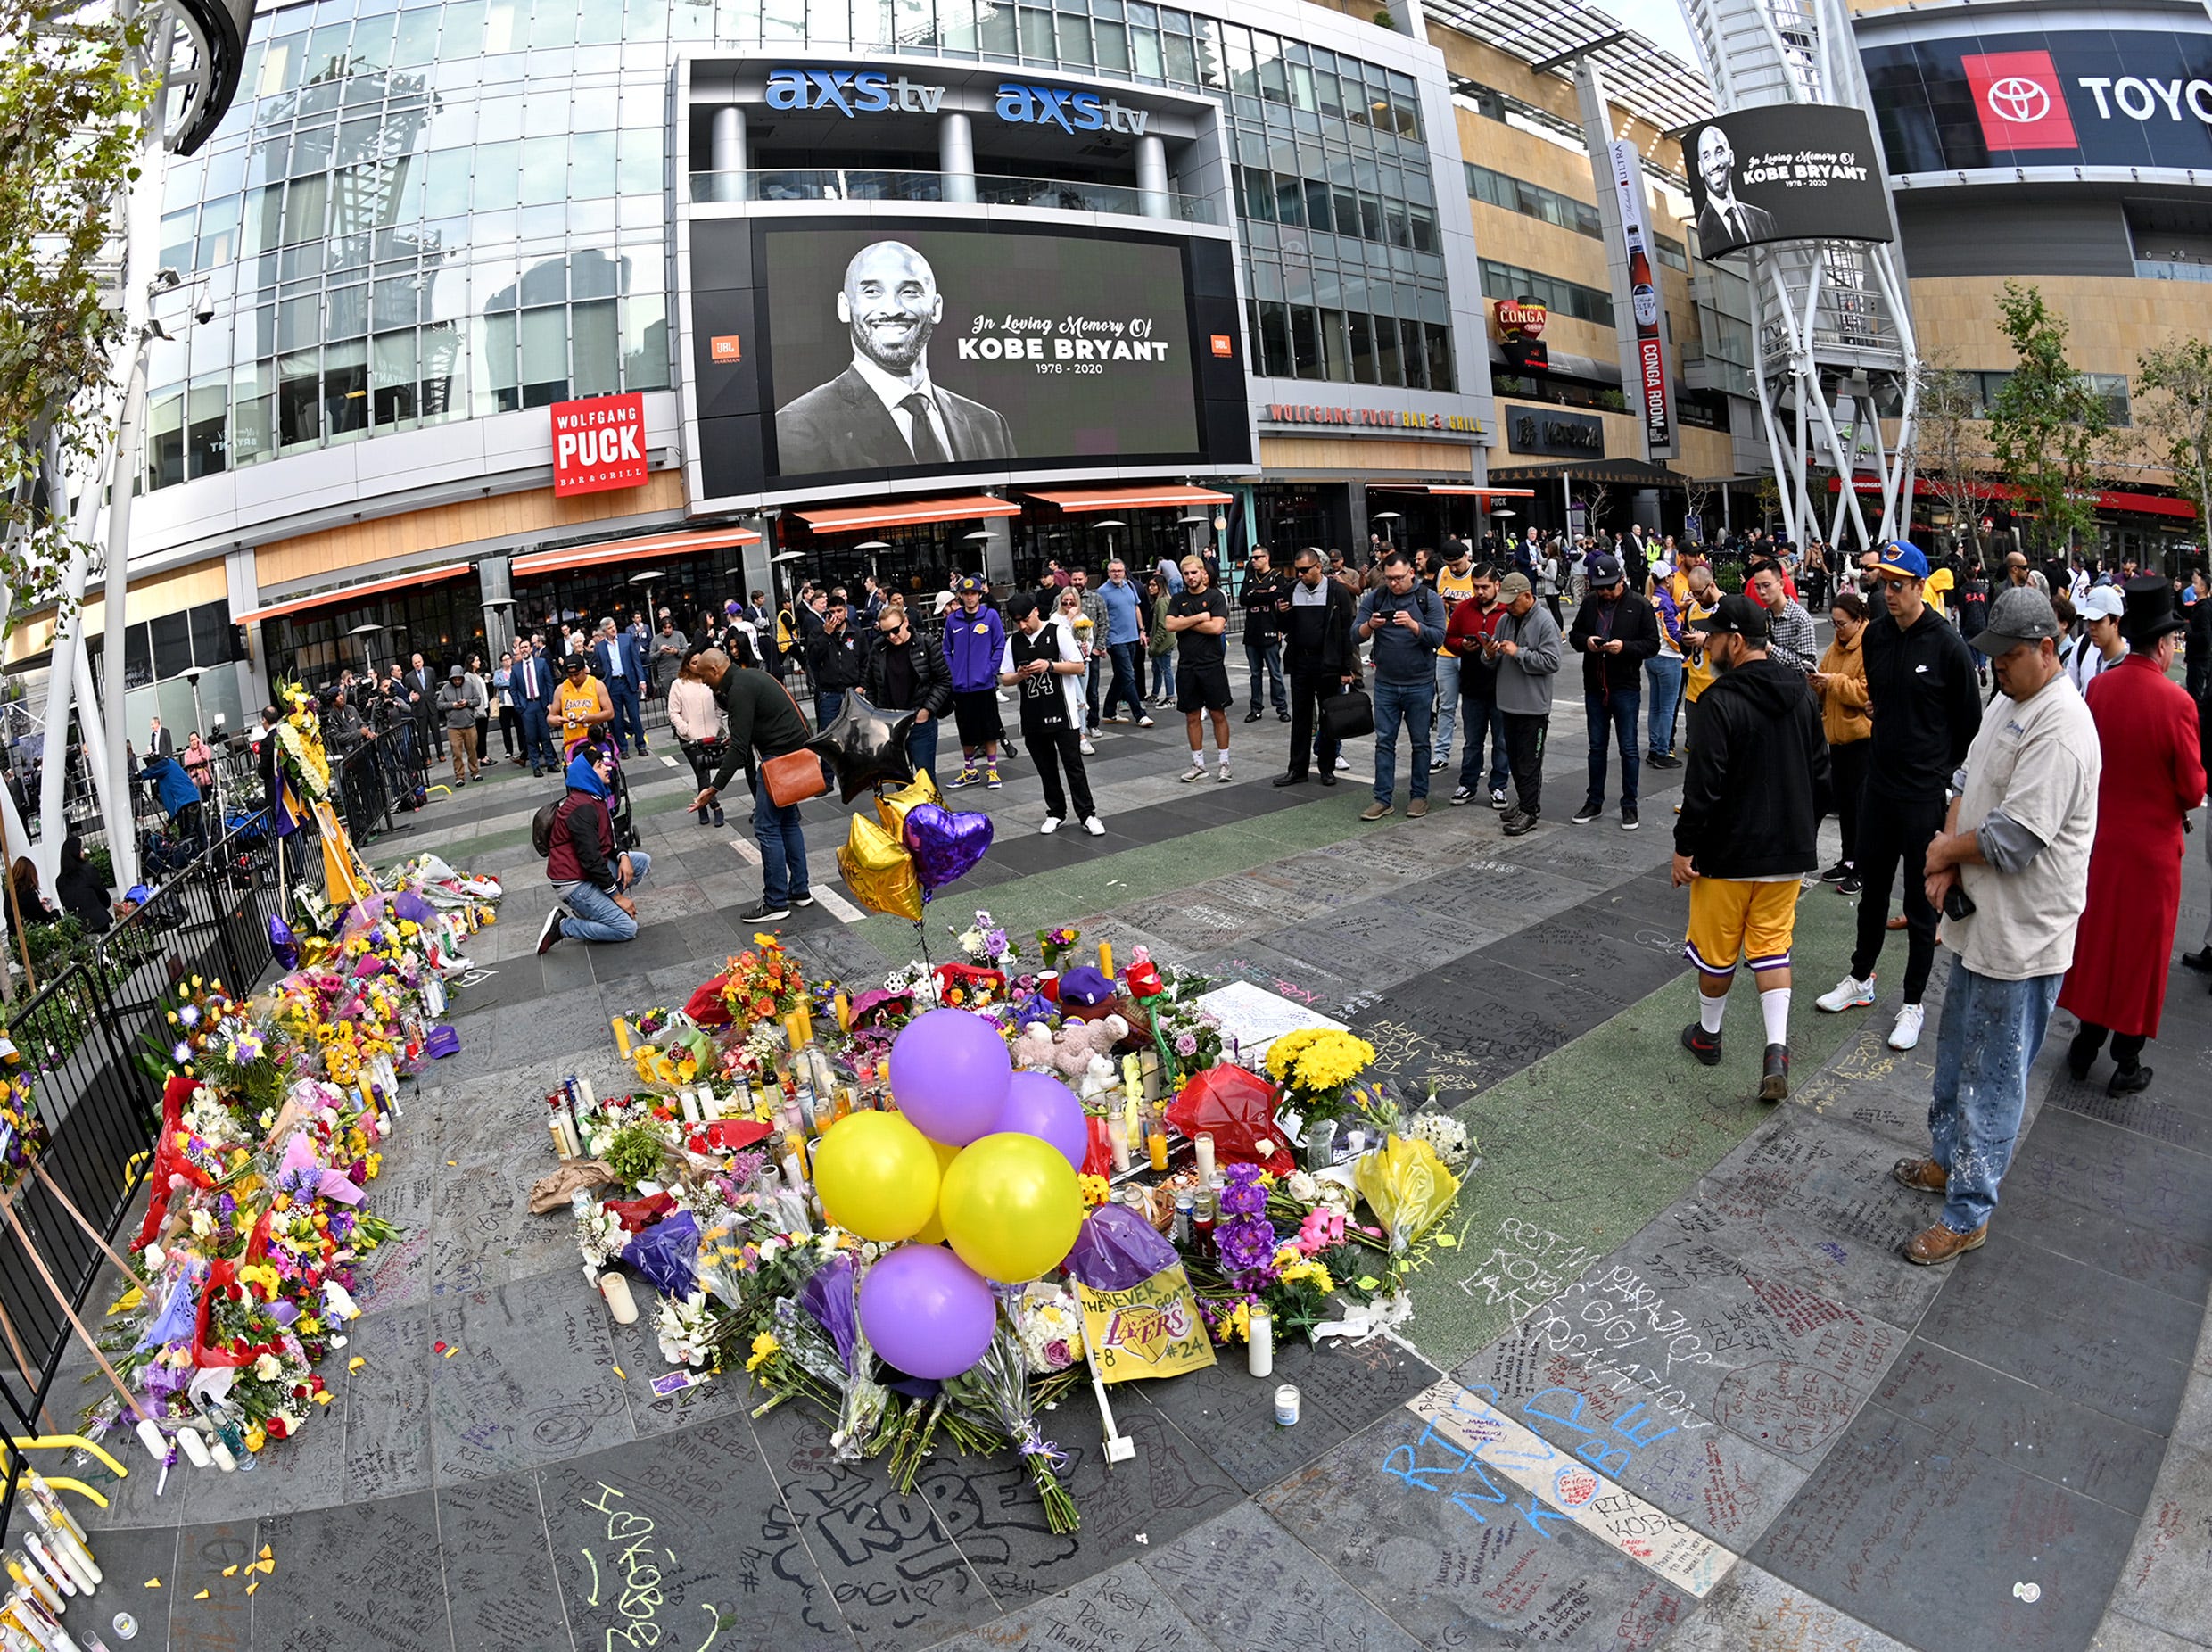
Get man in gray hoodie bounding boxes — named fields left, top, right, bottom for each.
left=1486, top=572, right=1563, bottom=835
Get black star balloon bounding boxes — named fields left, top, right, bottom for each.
left=807, top=690, right=919, bottom=804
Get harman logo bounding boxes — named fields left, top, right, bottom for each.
left=763, top=68, right=945, bottom=115
left=996, top=83, right=1150, bottom=135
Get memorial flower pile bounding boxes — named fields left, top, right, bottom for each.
left=1265, top=1028, right=1381, bottom=1126
left=78, top=871, right=499, bottom=1477
left=537, top=914, right=1474, bottom=1536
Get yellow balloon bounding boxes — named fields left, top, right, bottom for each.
left=911, top=1137, right=963, bottom=1247
left=875, top=770, right=941, bottom=838
left=813, top=1111, right=942, bottom=1242
left=838, top=814, right=924, bottom=923
left=937, top=1132, right=1085, bottom=1283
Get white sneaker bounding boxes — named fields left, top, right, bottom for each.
left=1888, top=1003, right=1925, bottom=1051
left=1079, top=739, right=1097, bottom=756
left=1216, top=763, right=1232, bottom=783
left=1083, top=816, right=1106, bottom=836
left=1040, top=817, right=1061, bottom=835
left=1137, top=715, right=1155, bottom=728
left=1815, top=973, right=1878, bottom=1013
left=1334, top=754, right=1351, bottom=772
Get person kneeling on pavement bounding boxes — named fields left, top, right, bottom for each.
left=1673, top=595, right=1830, bottom=1103
left=539, top=742, right=649, bottom=952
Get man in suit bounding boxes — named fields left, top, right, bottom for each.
left=1693, top=123, right=1777, bottom=255
left=146, top=717, right=174, bottom=758
left=590, top=616, right=650, bottom=757
left=511, top=638, right=558, bottom=775
left=775, top=240, right=1016, bottom=476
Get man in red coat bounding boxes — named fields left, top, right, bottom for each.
left=2061, top=576, right=2208, bottom=1094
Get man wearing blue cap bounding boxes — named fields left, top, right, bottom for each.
left=941, top=576, right=1007, bottom=789
left=1813, top=541, right=1983, bottom=1052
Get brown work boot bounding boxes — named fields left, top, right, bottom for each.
left=1902, top=1219, right=1987, bottom=1265
left=1891, top=1156, right=1947, bottom=1194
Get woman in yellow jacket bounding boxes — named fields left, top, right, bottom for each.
left=1810, top=588, right=1872, bottom=894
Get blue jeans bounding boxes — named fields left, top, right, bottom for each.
left=1103, top=641, right=1145, bottom=721
left=1583, top=686, right=1642, bottom=810
left=1432, top=654, right=1459, bottom=766
left=814, top=689, right=845, bottom=730
left=1645, top=657, right=1685, bottom=758
left=907, top=717, right=939, bottom=782
left=1151, top=650, right=1176, bottom=700
left=518, top=703, right=557, bottom=770
left=1244, top=633, right=1287, bottom=714
left=553, top=849, right=650, bottom=944
left=1456, top=697, right=1509, bottom=795
left=753, top=785, right=810, bottom=908
left=1928, top=954, right=2062, bottom=1233
left=606, top=678, right=647, bottom=755
left=1371, top=677, right=1434, bottom=805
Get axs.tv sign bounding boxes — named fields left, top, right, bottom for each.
left=764, top=68, right=1151, bottom=134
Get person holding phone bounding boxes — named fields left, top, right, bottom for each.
left=1354, top=551, right=1449, bottom=820
left=1002, top=594, right=1105, bottom=836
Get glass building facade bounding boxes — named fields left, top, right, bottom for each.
left=144, top=0, right=1465, bottom=494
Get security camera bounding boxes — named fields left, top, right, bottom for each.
left=192, top=287, right=215, bottom=326
left=184, top=666, right=203, bottom=685
left=152, top=267, right=183, bottom=292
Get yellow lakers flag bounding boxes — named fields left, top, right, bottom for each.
left=313, top=799, right=373, bottom=909
left=1075, top=1267, right=1217, bottom=1384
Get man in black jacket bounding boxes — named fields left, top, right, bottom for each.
left=1567, top=552, right=1662, bottom=830
left=1240, top=548, right=1292, bottom=723
left=689, top=647, right=817, bottom=922
left=1812, top=542, right=1983, bottom=1053
left=1275, top=549, right=1357, bottom=788
left=863, top=607, right=953, bottom=782
left=1673, top=595, right=1830, bottom=1100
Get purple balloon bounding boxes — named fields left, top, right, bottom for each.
left=903, top=803, right=995, bottom=894
left=997, top=1070, right=1088, bottom=1169
left=268, top=914, right=300, bottom=971
left=859, top=1244, right=995, bottom=1380
left=889, top=1009, right=1012, bottom=1145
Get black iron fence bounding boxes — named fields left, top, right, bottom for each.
left=0, top=803, right=299, bottom=1536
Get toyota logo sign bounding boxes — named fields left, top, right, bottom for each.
left=1985, top=77, right=2050, bottom=124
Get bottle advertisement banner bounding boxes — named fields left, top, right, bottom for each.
left=1608, top=139, right=1671, bottom=455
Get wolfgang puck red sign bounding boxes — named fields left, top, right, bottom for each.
left=551, top=393, right=648, bottom=497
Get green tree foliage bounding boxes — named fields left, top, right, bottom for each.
left=0, top=0, right=153, bottom=598
left=1987, top=281, right=2109, bottom=558
left=2135, top=337, right=2212, bottom=556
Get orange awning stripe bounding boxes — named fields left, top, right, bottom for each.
left=237, top=562, right=473, bottom=626
left=1028, top=484, right=1235, bottom=512
left=794, top=495, right=1024, bottom=533
left=512, top=525, right=760, bottom=579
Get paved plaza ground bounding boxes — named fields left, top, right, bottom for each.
left=51, top=698, right=2212, bottom=1652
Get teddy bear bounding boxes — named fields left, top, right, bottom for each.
left=1013, top=1014, right=1132, bottom=1103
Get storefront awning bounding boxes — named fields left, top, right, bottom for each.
left=236, top=561, right=474, bottom=626
left=511, top=525, right=761, bottom=580
left=1027, top=484, right=1235, bottom=512
left=1370, top=485, right=1539, bottom=497
left=793, top=495, right=1025, bottom=533
left=1485, top=459, right=1688, bottom=490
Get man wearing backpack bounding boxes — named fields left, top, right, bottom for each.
left=537, top=742, right=650, bottom=952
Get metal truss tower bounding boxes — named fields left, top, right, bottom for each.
left=1677, top=0, right=1919, bottom=549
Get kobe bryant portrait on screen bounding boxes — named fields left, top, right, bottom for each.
left=774, top=238, right=1018, bottom=475
left=1691, top=123, right=1777, bottom=258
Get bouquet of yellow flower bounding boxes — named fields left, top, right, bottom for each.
left=273, top=681, right=334, bottom=805
left=1265, top=1028, right=1378, bottom=1127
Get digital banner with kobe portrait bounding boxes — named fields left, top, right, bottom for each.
left=1681, top=104, right=1896, bottom=258
left=687, top=216, right=1251, bottom=503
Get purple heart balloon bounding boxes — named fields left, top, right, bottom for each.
left=903, top=803, right=994, bottom=894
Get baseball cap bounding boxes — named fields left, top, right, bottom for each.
left=956, top=574, right=986, bottom=595
left=1704, top=593, right=1770, bottom=641
left=1498, top=571, right=1533, bottom=599
left=1875, top=541, right=1929, bottom=580
left=564, top=651, right=589, bottom=671
left=1969, top=585, right=2062, bottom=655
left=1589, top=553, right=1626, bottom=585
left=2076, top=585, right=2125, bottom=622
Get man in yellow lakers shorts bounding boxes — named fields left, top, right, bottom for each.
left=1671, top=595, right=1831, bottom=1101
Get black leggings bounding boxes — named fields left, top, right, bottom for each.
left=499, top=705, right=521, bottom=756
left=1828, top=737, right=1869, bottom=867
left=1849, top=787, right=1946, bottom=1003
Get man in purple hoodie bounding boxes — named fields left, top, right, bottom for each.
left=942, top=574, right=1009, bottom=789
